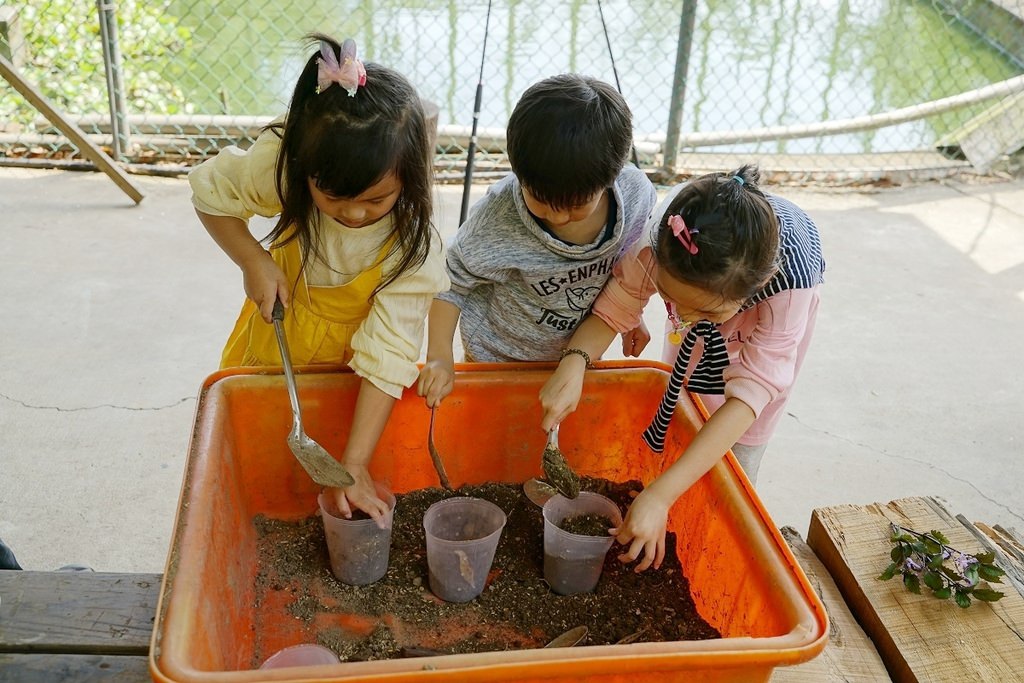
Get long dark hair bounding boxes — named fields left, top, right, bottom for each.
left=264, top=33, right=434, bottom=297
left=654, top=164, right=779, bottom=302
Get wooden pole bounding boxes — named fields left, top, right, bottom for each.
left=0, top=52, right=143, bottom=204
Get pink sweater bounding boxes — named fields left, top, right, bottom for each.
left=592, top=241, right=820, bottom=445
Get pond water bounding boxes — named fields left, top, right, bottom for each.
left=166, top=0, right=1020, bottom=154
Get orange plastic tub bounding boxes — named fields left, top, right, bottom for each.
left=150, top=362, right=827, bottom=683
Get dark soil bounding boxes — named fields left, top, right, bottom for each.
left=252, top=477, right=719, bottom=665
left=558, top=513, right=612, bottom=536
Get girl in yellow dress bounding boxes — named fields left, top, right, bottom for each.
left=188, top=34, right=449, bottom=524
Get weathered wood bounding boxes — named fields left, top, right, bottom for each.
left=0, top=653, right=150, bottom=682
left=771, top=527, right=891, bottom=682
left=979, top=523, right=1024, bottom=568
left=0, top=571, right=159, bottom=654
left=807, top=497, right=1024, bottom=683
left=0, top=52, right=144, bottom=204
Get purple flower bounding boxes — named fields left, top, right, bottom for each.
left=953, top=553, right=977, bottom=575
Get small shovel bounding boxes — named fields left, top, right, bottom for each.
left=427, top=406, right=453, bottom=489
left=541, top=424, right=580, bottom=500
left=272, top=300, right=354, bottom=488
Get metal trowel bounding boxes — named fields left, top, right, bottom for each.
left=541, top=424, right=581, bottom=499
left=272, top=299, right=355, bottom=488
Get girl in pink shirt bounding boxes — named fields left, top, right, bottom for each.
left=540, top=165, right=825, bottom=572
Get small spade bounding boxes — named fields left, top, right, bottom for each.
left=541, top=424, right=580, bottom=499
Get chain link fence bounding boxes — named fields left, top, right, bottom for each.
left=2, top=0, right=1023, bottom=184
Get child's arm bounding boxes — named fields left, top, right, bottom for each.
left=416, top=299, right=461, bottom=407
left=195, top=209, right=290, bottom=324
left=613, top=397, right=755, bottom=572
left=539, top=315, right=619, bottom=431
left=329, top=378, right=397, bottom=524
left=540, top=241, right=656, bottom=430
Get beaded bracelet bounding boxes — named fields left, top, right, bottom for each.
left=559, top=347, right=593, bottom=368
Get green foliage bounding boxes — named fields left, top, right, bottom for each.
left=2, top=0, right=194, bottom=127
left=878, top=523, right=1006, bottom=608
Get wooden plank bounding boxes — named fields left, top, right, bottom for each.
left=0, top=52, right=144, bottom=204
left=0, top=572, right=159, bottom=654
left=0, top=653, right=150, bottom=682
left=807, top=497, right=1024, bottom=683
left=771, top=527, right=891, bottom=682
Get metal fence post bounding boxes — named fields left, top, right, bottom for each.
left=663, top=0, right=698, bottom=174
left=97, top=0, right=129, bottom=159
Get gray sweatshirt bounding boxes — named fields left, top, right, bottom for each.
left=439, top=166, right=657, bottom=362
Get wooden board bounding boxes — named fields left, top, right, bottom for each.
left=0, top=52, right=144, bottom=204
left=0, top=653, right=150, bottom=682
left=771, top=527, right=891, bottom=682
left=807, top=497, right=1024, bottom=683
left=0, top=571, right=160, bottom=654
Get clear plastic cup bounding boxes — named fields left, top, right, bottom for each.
left=542, top=491, right=623, bottom=595
left=259, top=643, right=339, bottom=669
left=318, top=482, right=396, bottom=586
left=423, top=497, right=506, bottom=603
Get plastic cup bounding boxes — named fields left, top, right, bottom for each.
left=423, top=497, right=506, bottom=603
left=318, top=482, right=396, bottom=586
left=543, top=491, right=623, bottom=596
left=259, top=643, right=339, bottom=669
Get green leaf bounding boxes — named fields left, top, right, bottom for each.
left=978, top=564, right=1005, bottom=583
left=922, top=571, right=944, bottom=591
left=964, top=564, right=980, bottom=586
left=954, top=590, right=972, bottom=608
left=891, top=546, right=907, bottom=562
left=931, top=530, right=950, bottom=544
left=927, top=555, right=945, bottom=570
left=922, top=538, right=943, bottom=554
left=939, top=565, right=963, bottom=582
left=971, top=588, right=1005, bottom=602
left=933, top=587, right=952, bottom=600
left=974, top=552, right=996, bottom=565
left=878, top=563, right=898, bottom=581
left=904, top=573, right=922, bottom=594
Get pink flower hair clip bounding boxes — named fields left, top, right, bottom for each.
left=667, top=214, right=699, bottom=255
left=316, top=38, right=367, bottom=97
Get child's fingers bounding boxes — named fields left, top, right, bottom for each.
left=258, top=296, right=275, bottom=324
left=333, top=489, right=353, bottom=519
left=428, top=377, right=453, bottom=407
left=276, top=281, right=290, bottom=309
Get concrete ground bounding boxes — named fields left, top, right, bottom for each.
left=1, top=166, right=1022, bottom=573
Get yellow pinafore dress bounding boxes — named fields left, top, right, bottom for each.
left=220, top=235, right=390, bottom=368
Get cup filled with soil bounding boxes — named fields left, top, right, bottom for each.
left=422, top=496, right=506, bottom=603
left=318, top=482, right=396, bottom=586
left=543, top=491, right=622, bottom=596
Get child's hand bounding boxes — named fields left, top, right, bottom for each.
left=240, top=250, right=291, bottom=323
left=539, top=361, right=586, bottom=431
left=417, top=359, right=455, bottom=408
left=610, top=488, right=670, bottom=572
left=330, top=465, right=392, bottom=529
left=621, top=321, right=651, bottom=357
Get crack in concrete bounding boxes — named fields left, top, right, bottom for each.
left=0, top=392, right=195, bottom=412
left=785, top=411, right=1024, bottom=526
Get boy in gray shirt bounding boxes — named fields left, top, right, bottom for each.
left=418, top=74, right=657, bottom=406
